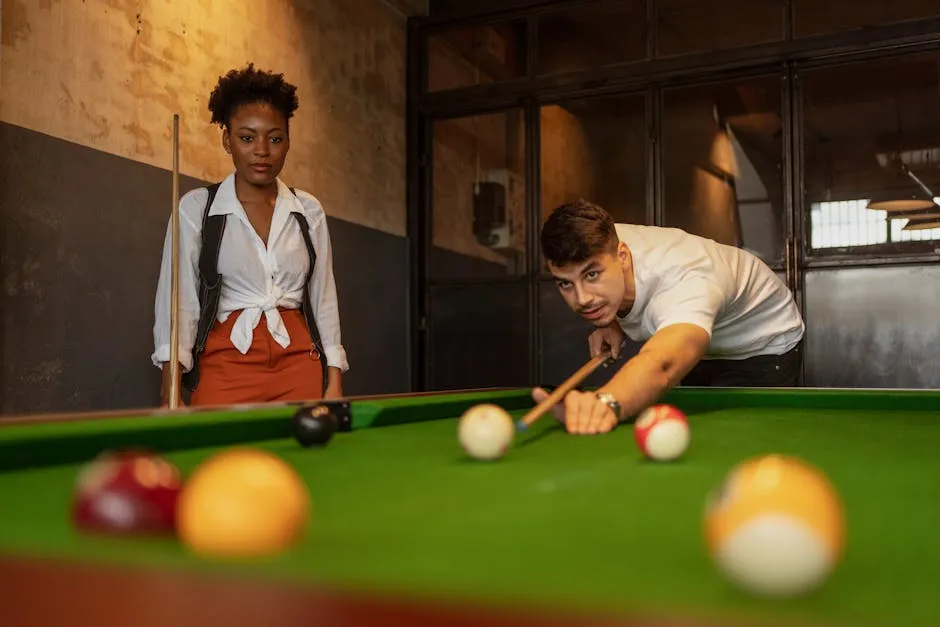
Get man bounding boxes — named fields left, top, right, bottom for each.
left=535, top=199, right=804, bottom=435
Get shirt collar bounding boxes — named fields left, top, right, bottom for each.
left=207, top=171, right=302, bottom=216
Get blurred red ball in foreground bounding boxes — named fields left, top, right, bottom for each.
left=72, top=450, right=182, bottom=535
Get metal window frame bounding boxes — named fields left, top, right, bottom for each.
left=406, top=7, right=940, bottom=390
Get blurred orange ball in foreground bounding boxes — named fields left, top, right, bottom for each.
left=704, top=454, right=845, bottom=598
left=177, top=448, right=310, bottom=558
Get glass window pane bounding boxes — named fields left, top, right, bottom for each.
left=427, top=21, right=527, bottom=92
left=809, top=200, right=888, bottom=249
left=431, top=110, right=527, bottom=280
left=539, top=280, right=641, bottom=389
left=539, top=95, right=648, bottom=273
left=537, top=0, right=647, bottom=75
left=892, top=220, right=940, bottom=242
left=662, top=77, right=785, bottom=265
left=802, top=53, right=940, bottom=255
left=657, top=0, right=783, bottom=57
left=795, top=0, right=939, bottom=37
left=428, top=283, right=530, bottom=390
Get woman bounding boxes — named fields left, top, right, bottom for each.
left=152, top=64, right=348, bottom=406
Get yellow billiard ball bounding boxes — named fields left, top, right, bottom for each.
left=177, top=448, right=310, bottom=558
left=704, top=454, right=845, bottom=598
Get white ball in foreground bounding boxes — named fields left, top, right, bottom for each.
left=704, top=454, right=846, bottom=598
left=458, top=404, right=515, bottom=461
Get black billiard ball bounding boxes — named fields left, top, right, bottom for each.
left=292, top=404, right=337, bottom=447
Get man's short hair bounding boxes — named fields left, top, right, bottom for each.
left=540, top=199, right=618, bottom=267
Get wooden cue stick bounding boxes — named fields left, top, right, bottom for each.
left=516, top=352, right=613, bottom=430
left=168, top=114, right=181, bottom=410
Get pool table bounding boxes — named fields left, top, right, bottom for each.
left=1, top=386, right=939, bottom=627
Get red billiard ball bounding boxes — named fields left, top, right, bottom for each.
left=634, top=404, right=690, bottom=462
left=72, top=450, right=182, bottom=535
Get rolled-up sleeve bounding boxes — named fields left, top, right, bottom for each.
left=151, top=190, right=204, bottom=372
left=304, top=202, right=349, bottom=373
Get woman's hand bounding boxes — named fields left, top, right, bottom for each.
left=159, top=363, right=185, bottom=407
left=324, top=367, right=343, bottom=399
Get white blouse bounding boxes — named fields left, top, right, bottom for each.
left=151, top=173, right=349, bottom=373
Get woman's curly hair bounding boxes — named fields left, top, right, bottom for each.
left=208, top=63, right=299, bottom=130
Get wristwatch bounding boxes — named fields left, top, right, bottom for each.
left=595, top=392, right=622, bottom=421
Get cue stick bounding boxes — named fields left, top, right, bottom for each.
left=168, top=114, right=181, bottom=410
left=516, top=351, right=614, bottom=431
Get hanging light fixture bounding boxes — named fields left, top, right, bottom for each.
left=868, top=163, right=937, bottom=211
left=902, top=217, right=940, bottom=231
left=868, top=198, right=935, bottom=211
left=868, top=106, right=938, bottom=212
left=885, top=205, right=940, bottom=220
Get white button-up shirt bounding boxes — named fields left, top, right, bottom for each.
left=151, top=173, right=349, bottom=373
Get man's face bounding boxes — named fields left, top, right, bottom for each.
left=548, top=243, right=629, bottom=327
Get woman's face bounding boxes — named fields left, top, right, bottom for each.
left=222, top=102, right=290, bottom=187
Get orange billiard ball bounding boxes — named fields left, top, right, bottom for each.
left=176, top=448, right=310, bottom=558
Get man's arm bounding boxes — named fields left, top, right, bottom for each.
left=551, top=323, right=709, bottom=434
left=600, top=322, right=709, bottom=417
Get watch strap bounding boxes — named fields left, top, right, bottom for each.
left=596, top=392, right=622, bottom=421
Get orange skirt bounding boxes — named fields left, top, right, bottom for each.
left=189, top=308, right=323, bottom=406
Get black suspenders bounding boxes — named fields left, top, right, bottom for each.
left=181, top=184, right=329, bottom=394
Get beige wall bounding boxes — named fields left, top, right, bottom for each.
left=540, top=100, right=647, bottom=227
left=432, top=111, right=526, bottom=267
left=0, top=0, right=407, bottom=236
left=540, top=105, right=595, bottom=219
left=428, top=25, right=527, bottom=267
left=663, top=96, right=741, bottom=245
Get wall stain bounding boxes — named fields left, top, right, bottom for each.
left=78, top=100, right=110, bottom=140
left=105, top=0, right=142, bottom=30
left=3, top=0, right=33, bottom=46
left=19, top=358, right=63, bottom=386
left=2, top=0, right=408, bottom=236
left=123, top=121, right=154, bottom=158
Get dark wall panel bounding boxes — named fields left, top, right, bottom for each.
left=430, top=245, right=509, bottom=280
left=0, top=123, right=198, bottom=414
left=804, top=266, right=940, bottom=389
left=329, top=221, right=409, bottom=396
left=538, top=280, right=642, bottom=389
left=429, top=0, right=548, bottom=19
left=0, top=123, right=408, bottom=415
left=428, top=282, right=529, bottom=390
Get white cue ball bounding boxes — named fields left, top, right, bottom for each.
left=457, top=404, right=515, bottom=461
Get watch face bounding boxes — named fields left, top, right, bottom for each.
left=598, top=394, right=620, bottom=416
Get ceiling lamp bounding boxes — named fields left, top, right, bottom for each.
left=867, top=198, right=935, bottom=212
left=868, top=163, right=937, bottom=211
left=902, top=217, right=940, bottom=231
left=886, top=206, right=940, bottom=220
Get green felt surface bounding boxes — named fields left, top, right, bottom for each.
left=1, top=390, right=940, bottom=627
